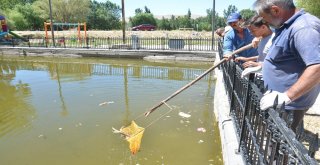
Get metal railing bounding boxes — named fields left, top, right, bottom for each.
left=5, top=36, right=218, bottom=51
left=217, top=40, right=319, bottom=164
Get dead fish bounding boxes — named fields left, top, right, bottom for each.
left=112, top=127, right=130, bottom=138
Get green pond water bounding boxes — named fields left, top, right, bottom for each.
left=0, top=56, right=222, bottom=165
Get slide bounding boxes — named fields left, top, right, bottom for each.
left=9, top=31, right=28, bottom=42
left=0, top=31, right=8, bottom=38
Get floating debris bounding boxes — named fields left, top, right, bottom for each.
left=198, top=140, right=204, bottom=144
left=58, top=127, right=63, bottom=130
left=197, top=127, right=206, bottom=133
left=178, top=112, right=191, bottom=118
left=99, top=101, right=115, bottom=106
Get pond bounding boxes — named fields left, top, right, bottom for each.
left=0, top=56, right=222, bottom=165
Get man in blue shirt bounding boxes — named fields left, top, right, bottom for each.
left=253, top=0, right=320, bottom=133
left=223, top=13, right=258, bottom=60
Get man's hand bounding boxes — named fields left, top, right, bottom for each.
left=241, top=65, right=262, bottom=78
left=242, top=61, right=259, bottom=68
left=235, top=56, right=249, bottom=63
left=223, top=54, right=233, bottom=61
left=252, top=37, right=262, bottom=48
left=260, top=90, right=292, bottom=111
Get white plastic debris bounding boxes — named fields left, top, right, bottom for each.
left=58, top=127, right=63, bottom=130
left=99, top=101, right=114, bottom=106
left=198, top=140, right=204, bottom=143
left=197, top=127, right=206, bottom=133
left=99, top=102, right=108, bottom=106
left=178, top=112, right=191, bottom=118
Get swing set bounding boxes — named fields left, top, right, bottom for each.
left=44, top=22, right=87, bottom=45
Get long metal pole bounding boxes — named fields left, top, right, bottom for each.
left=121, top=0, right=126, bottom=44
left=49, top=0, right=55, bottom=47
left=144, top=43, right=253, bottom=117
left=211, top=0, right=215, bottom=50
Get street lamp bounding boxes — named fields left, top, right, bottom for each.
left=212, top=0, right=215, bottom=50
left=121, top=0, right=126, bottom=44
left=49, top=0, right=55, bottom=47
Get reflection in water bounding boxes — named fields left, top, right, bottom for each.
left=0, top=57, right=222, bottom=165
left=0, top=61, right=35, bottom=138
left=54, top=63, right=68, bottom=116
left=123, top=66, right=130, bottom=125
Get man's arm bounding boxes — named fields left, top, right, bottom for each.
left=286, top=64, right=320, bottom=101
left=223, top=30, right=234, bottom=59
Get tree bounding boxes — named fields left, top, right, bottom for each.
left=206, top=9, right=226, bottom=30
left=296, top=0, right=320, bottom=18
left=157, top=17, right=172, bottom=30
left=239, top=9, right=255, bottom=21
left=130, top=13, right=157, bottom=27
left=0, top=0, right=36, bottom=10
left=135, top=8, right=143, bottom=14
left=223, top=5, right=238, bottom=18
left=4, top=3, right=44, bottom=30
left=144, top=6, right=151, bottom=13
left=33, top=0, right=91, bottom=23
left=87, top=0, right=121, bottom=30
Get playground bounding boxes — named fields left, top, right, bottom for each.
left=0, top=15, right=27, bottom=45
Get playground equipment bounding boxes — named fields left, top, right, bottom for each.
left=0, top=15, right=10, bottom=44
left=44, top=22, right=87, bottom=45
left=0, top=15, right=27, bottom=45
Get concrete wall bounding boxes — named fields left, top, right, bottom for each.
left=0, top=47, right=216, bottom=62
left=213, top=54, right=245, bottom=165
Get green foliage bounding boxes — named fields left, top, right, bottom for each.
left=135, top=8, right=143, bottom=14
left=223, top=5, right=238, bottom=18
left=157, top=17, right=172, bottom=30
left=0, top=1, right=250, bottom=32
left=87, top=0, right=121, bottom=30
left=240, top=9, right=255, bottom=21
left=6, top=9, right=28, bottom=30
left=144, top=6, right=151, bottom=13
left=4, top=4, right=44, bottom=30
left=0, top=0, right=36, bottom=10
left=130, top=13, right=157, bottom=27
left=205, top=9, right=227, bottom=30
left=296, top=0, right=320, bottom=18
left=33, top=0, right=90, bottom=23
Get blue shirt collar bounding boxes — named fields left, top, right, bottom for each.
left=275, top=9, right=305, bottom=34
left=283, top=9, right=306, bottom=27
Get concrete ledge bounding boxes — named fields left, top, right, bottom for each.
left=0, top=47, right=216, bottom=62
left=143, top=55, right=214, bottom=62
left=213, top=55, right=244, bottom=165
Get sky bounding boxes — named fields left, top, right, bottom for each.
left=99, top=0, right=256, bottom=17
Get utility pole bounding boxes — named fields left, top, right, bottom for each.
left=49, top=0, right=55, bottom=47
left=121, top=0, right=126, bottom=44
left=211, top=0, right=215, bottom=50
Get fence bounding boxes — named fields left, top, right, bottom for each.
left=7, top=36, right=218, bottom=51
left=217, top=40, right=319, bottom=164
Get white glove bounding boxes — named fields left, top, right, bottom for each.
left=241, top=66, right=262, bottom=78
left=260, top=90, right=292, bottom=111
